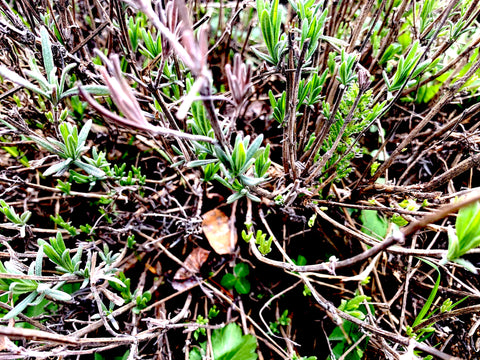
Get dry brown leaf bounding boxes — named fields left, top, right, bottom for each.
left=172, top=247, right=210, bottom=291
left=0, top=334, right=18, bottom=352
left=202, top=208, right=237, bottom=255
left=173, top=247, right=210, bottom=281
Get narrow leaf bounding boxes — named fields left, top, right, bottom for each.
left=0, top=66, right=49, bottom=97
left=40, top=26, right=55, bottom=84
left=3, top=291, right=38, bottom=320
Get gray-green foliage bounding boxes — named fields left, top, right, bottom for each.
left=0, top=200, right=31, bottom=237
left=0, top=247, right=72, bottom=320
left=382, top=41, right=431, bottom=95
left=254, top=0, right=285, bottom=65
left=295, top=0, right=328, bottom=62
left=317, top=84, right=385, bottom=183
left=31, top=119, right=105, bottom=178
left=0, top=27, right=109, bottom=106
left=214, top=134, right=271, bottom=203
left=39, top=232, right=84, bottom=276
left=189, top=133, right=271, bottom=203
left=337, top=50, right=358, bottom=88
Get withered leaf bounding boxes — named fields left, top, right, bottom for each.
left=202, top=208, right=237, bottom=255
left=172, top=247, right=210, bottom=291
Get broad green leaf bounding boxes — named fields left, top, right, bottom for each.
left=360, top=210, right=388, bottom=240
left=448, top=201, right=480, bottom=261
left=328, top=324, right=347, bottom=341
left=234, top=277, right=251, bottom=294
left=328, top=320, right=365, bottom=360
left=456, top=201, right=480, bottom=246
left=189, top=348, right=202, bottom=360
left=234, top=263, right=249, bottom=277
left=211, top=323, right=258, bottom=360
left=220, top=273, right=236, bottom=289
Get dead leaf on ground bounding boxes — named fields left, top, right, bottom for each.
left=0, top=334, right=18, bottom=352
left=202, top=208, right=237, bottom=255
left=172, top=247, right=210, bottom=291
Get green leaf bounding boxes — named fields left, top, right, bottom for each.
left=23, top=68, right=52, bottom=92
left=61, top=85, right=110, bottom=99
left=77, top=120, right=92, bottom=147
left=3, top=291, right=39, bottom=320
left=245, top=192, right=261, bottom=202
left=246, top=135, right=263, bottom=162
left=44, top=288, right=72, bottom=301
left=214, top=174, right=234, bottom=191
left=35, top=246, right=43, bottom=277
left=187, top=159, right=218, bottom=167
left=457, top=201, right=480, bottom=248
left=211, top=323, right=258, bottom=360
left=214, top=145, right=233, bottom=169
left=189, top=348, right=202, bottom=360
left=360, top=210, right=388, bottom=240
left=74, top=160, right=106, bottom=178
left=452, top=257, right=477, bottom=274
left=234, top=263, right=249, bottom=277
left=39, top=241, right=62, bottom=267
left=0, top=66, right=50, bottom=98
left=261, top=10, right=274, bottom=57
left=235, top=277, right=251, bottom=294
left=58, top=63, right=77, bottom=94
left=220, top=273, right=237, bottom=289
left=256, top=0, right=265, bottom=14
left=391, top=214, right=408, bottom=227
left=234, top=141, right=247, bottom=173
left=227, top=192, right=246, bottom=203
left=43, top=159, right=73, bottom=177
left=251, top=46, right=275, bottom=64
left=40, top=26, right=55, bottom=85
left=412, top=260, right=440, bottom=328
left=55, top=232, right=67, bottom=253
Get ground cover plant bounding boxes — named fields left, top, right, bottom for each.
left=2, top=0, right=480, bottom=358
